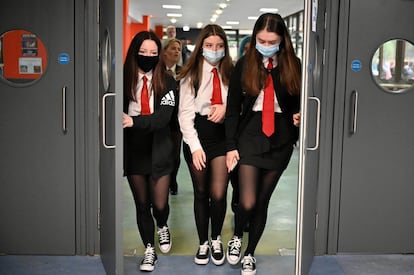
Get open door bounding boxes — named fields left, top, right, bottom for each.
left=99, top=0, right=124, bottom=273
left=295, top=0, right=323, bottom=273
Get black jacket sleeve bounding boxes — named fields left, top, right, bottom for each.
left=131, top=76, right=177, bottom=133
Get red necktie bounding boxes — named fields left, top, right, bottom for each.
left=140, top=75, right=151, bottom=115
left=262, top=58, right=275, bottom=137
left=211, top=68, right=222, bottom=105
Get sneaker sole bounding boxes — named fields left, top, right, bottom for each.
left=139, top=260, right=157, bottom=272
left=194, top=257, right=209, bottom=265
left=159, top=242, right=171, bottom=253
left=211, top=255, right=225, bottom=266
left=241, top=270, right=256, bottom=275
left=226, top=252, right=241, bottom=265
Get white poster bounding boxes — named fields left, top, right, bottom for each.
left=19, top=57, right=42, bottom=74
left=312, top=0, right=318, bottom=32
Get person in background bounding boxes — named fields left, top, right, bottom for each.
left=177, top=24, right=234, bottom=266
left=239, top=35, right=251, bottom=59
left=163, top=25, right=183, bottom=66
left=225, top=13, right=301, bottom=275
left=123, top=31, right=177, bottom=272
left=162, top=38, right=183, bottom=195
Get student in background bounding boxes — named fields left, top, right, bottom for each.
left=123, top=31, right=177, bottom=272
left=163, top=38, right=183, bottom=195
left=177, top=24, right=234, bottom=266
left=225, top=13, right=301, bottom=275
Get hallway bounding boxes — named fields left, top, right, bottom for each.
left=123, top=147, right=299, bottom=257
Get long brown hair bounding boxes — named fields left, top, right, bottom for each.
left=243, top=13, right=301, bottom=96
left=124, top=31, right=166, bottom=102
left=177, top=24, right=233, bottom=93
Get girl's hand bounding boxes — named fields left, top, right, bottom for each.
left=207, top=104, right=226, bottom=123
left=293, top=112, right=301, bottom=127
left=192, top=149, right=206, bottom=171
left=226, top=150, right=240, bottom=173
left=123, top=113, right=133, bottom=128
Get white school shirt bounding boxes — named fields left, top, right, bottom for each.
left=178, top=60, right=228, bottom=153
left=128, top=72, right=154, bottom=116
left=252, top=55, right=282, bottom=113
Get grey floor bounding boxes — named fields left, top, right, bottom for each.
left=2, top=148, right=414, bottom=274
left=2, top=254, right=414, bottom=274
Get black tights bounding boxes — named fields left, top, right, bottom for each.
left=127, top=174, right=170, bottom=246
left=186, top=156, right=229, bottom=244
left=234, top=164, right=282, bottom=256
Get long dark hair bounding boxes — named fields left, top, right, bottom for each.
left=124, top=31, right=166, bottom=102
left=178, top=24, right=233, bottom=93
left=244, top=13, right=301, bottom=96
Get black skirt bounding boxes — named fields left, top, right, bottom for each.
left=238, top=112, right=295, bottom=171
left=183, top=114, right=226, bottom=163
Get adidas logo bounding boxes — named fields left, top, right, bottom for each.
left=161, top=90, right=175, bottom=106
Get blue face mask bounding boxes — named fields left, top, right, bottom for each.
left=255, top=42, right=280, bottom=58
left=202, top=48, right=225, bottom=64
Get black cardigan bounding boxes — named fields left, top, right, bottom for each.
left=123, top=74, right=178, bottom=178
left=225, top=56, right=300, bottom=153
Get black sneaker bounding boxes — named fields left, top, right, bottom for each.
left=226, top=236, right=242, bottom=265
left=194, top=241, right=210, bottom=265
left=139, top=244, right=157, bottom=272
left=211, top=236, right=225, bottom=265
left=157, top=226, right=171, bottom=253
left=241, top=254, right=256, bottom=275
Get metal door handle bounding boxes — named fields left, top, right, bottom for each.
left=350, top=90, right=358, bottom=135
left=62, top=86, right=67, bottom=134
left=102, top=93, right=116, bottom=149
left=306, top=96, right=321, bottom=151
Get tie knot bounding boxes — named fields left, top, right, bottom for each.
left=212, top=67, right=218, bottom=74
left=267, top=58, right=273, bottom=70
left=142, top=75, right=147, bottom=83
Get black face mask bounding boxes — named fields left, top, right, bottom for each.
left=136, top=55, right=159, bottom=73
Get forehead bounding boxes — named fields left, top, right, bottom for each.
left=203, top=35, right=224, bottom=44
left=140, top=39, right=158, bottom=50
left=256, top=30, right=281, bottom=42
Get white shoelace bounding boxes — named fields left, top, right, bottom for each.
left=157, top=226, right=170, bottom=244
left=228, top=237, right=242, bottom=255
left=211, top=238, right=222, bottom=253
left=142, top=245, right=156, bottom=264
left=198, top=242, right=209, bottom=256
left=242, top=254, right=256, bottom=271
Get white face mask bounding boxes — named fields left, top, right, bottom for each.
left=202, top=48, right=225, bottom=64
left=255, top=42, right=280, bottom=58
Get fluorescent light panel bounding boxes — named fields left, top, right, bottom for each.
left=167, top=13, right=182, bottom=17
left=162, top=5, right=181, bottom=9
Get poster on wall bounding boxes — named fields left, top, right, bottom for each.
left=19, top=57, right=42, bottom=74
left=22, top=34, right=38, bottom=56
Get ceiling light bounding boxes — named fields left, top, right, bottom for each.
left=248, top=16, right=258, bottom=20
left=219, top=3, right=227, bottom=9
left=259, top=8, right=279, bottom=13
left=170, top=18, right=177, bottom=23
left=167, top=13, right=182, bottom=17
left=162, top=5, right=181, bottom=9
left=215, top=9, right=223, bottom=15
left=222, top=26, right=233, bottom=29
left=197, top=22, right=203, bottom=28
left=183, top=25, right=190, bottom=31
left=210, top=17, right=217, bottom=23
left=212, top=14, right=219, bottom=19
left=226, top=21, right=239, bottom=25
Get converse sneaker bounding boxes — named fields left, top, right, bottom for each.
left=157, top=225, right=171, bottom=253
left=194, top=241, right=210, bottom=265
left=226, top=236, right=242, bottom=265
left=241, top=254, right=256, bottom=275
left=139, top=244, right=157, bottom=272
left=211, top=236, right=225, bottom=265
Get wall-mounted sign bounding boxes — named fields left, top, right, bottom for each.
left=58, top=53, right=70, bottom=65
